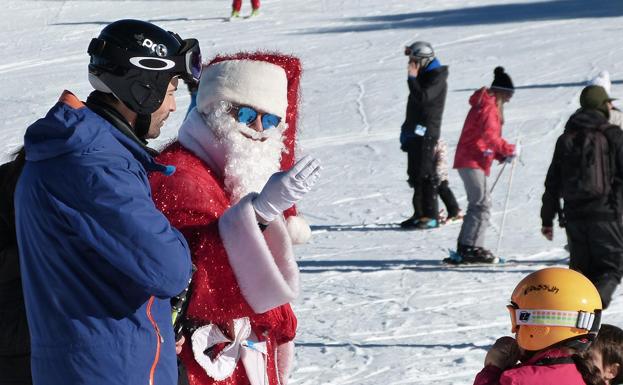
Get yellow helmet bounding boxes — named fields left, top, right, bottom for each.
left=508, top=267, right=602, bottom=351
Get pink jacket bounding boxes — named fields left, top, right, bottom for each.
left=453, top=87, right=515, bottom=176
left=473, top=348, right=586, bottom=385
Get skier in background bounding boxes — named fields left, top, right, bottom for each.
left=446, top=67, right=517, bottom=264
left=399, top=41, right=449, bottom=230
left=541, top=85, right=623, bottom=309
left=231, top=0, right=260, bottom=18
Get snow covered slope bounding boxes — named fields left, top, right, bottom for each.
left=2, top=1, right=623, bottom=384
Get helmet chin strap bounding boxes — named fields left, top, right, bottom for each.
left=135, top=114, right=151, bottom=139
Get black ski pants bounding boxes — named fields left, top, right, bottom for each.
left=565, top=219, right=623, bottom=309
left=406, top=137, right=438, bottom=219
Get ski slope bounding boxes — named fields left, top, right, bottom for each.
left=2, top=1, right=623, bottom=384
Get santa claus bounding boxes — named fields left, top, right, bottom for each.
left=149, top=52, right=319, bottom=385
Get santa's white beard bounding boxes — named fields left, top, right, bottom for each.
left=204, top=106, right=286, bottom=203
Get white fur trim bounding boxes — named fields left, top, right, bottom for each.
left=286, top=215, right=312, bottom=245
left=198, top=60, right=288, bottom=118
left=219, top=193, right=299, bottom=313
left=178, top=108, right=226, bottom=176
left=276, top=341, right=294, bottom=385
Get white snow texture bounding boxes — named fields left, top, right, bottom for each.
left=2, top=1, right=623, bottom=384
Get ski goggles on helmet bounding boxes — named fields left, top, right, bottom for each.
left=87, top=35, right=202, bottom=83
left=232, top=105, right=282, bottom=130
left=506, top=303, right=601, bottom=333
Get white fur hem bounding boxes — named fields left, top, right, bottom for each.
left=277, top=341, right=294, bottom=385
left=219, top=193, right=299, bottom=313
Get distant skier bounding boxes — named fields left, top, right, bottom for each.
left=434, top=138, right=462, bottom=223
left=474, top=268, right=602, bottom=385
left=540, top=85, right=623, bottom=309
left=399, top=41, right=449, bottom=230
left=231, top=0, right=260, bottom=18
left=445, top=67, right=517, bottom=264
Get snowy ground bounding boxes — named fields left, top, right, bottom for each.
left=3, top=1, right=623, bottom=384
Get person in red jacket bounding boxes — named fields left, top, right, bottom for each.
left=474, top=267, right=602, bottom=385
left=150, top=52, right=320, bottom=385
left=448, top=67, right=517, bottom=264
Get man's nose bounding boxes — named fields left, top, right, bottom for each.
left=250, top=115, right=263, bottom=132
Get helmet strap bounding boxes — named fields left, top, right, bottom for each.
left=135, top=114, right=151, bottom=139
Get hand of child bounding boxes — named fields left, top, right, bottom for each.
left=484, top=336, right=521, bottom=369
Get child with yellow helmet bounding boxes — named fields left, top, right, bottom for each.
left=474, top=267, right=602, bottom=385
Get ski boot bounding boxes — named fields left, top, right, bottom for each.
left=444, top=244, right=498, bottom=265
left=414, top=217, right=439, bottom=230
left=445, top=210, right=463, bottom=224
left=400, top=215, right=420, bottom=229
left=463, top=246, right=499, bottom=264
left=230, top=10, right=241, bottom=19
left=250, top=8, right=260, bottom=17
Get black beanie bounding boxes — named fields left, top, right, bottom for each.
left=491, top=66, right=514, bottom=93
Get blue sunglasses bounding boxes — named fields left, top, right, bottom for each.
left=234, top=106, right=282, bottom=130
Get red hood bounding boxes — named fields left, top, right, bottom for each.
left=469, top=87, right=495, bottom=108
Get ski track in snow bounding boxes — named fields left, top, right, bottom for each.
left=4, top=1, right=623, bottom=384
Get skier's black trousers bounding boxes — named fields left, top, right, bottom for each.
left=565, top=219, right=623, bottom=309
left=407, top=137, right=438, bottom=219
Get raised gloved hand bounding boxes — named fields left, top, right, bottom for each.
left=253, top=155, right=321, bottom=223
left=484, top=336, right=521, bottom=370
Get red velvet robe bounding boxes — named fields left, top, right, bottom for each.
left=150, top=143, right=298, bottom=385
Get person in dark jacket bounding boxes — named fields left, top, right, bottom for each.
left=14, top=19, right=200, bottom=385
left=0, top=148, right=31, bottom=385
left=541, top=85, right=623, bottom=309
left=399, top=41, right=449, bottom=230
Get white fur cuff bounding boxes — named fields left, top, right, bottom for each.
left=219, top=193, right=299, bottom=313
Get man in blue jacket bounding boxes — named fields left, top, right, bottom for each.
left=14, top=19, right=201, bottom=385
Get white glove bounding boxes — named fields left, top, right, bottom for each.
left=252, top=155, right=321, bottom=223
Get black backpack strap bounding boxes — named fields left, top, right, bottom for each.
left=601, top=124, right=621, bottom=213
left=534, top=356, right=576, bottom=366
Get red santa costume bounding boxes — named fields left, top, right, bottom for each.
left=149, top=53, right=307, bottom=385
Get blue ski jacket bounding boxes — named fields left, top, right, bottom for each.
left=15, top=91, right=193, bottom=385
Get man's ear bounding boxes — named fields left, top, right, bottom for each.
left=604, top=362, right=620, bottom=381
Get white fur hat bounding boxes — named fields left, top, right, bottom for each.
left=589, top=70, right=611, bottom=95
left=197, top=59, right=288, bottom=118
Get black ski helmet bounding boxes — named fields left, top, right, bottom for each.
left=88, top=19, right=202, bottom=116
left=404, top=41, right=435, bottom=69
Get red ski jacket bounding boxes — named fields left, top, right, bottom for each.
left=473, top=348, right=586, bottom=385
left=453, top=87, right=515, bottom=176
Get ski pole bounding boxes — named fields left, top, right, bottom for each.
left=495, top=139, right=521, bottom=255
left=489, top=162, right=508, bottom=193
